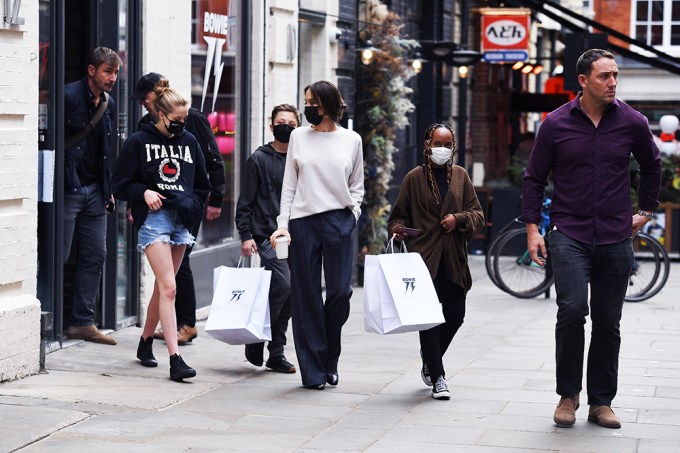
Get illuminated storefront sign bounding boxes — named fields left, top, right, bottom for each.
left=480, top=8, right=531, bottom=63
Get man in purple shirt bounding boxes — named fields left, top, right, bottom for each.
left=522, top=49, right=661, bottom=430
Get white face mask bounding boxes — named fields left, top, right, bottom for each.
left=430, top=147, right=453, bottom=165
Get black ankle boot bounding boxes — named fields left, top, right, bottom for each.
left=137, top=336, right=158, bottom=367
left=169, top=353, right=196, bottom=381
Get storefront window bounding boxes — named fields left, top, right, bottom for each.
left=191, top=0, right=240, bottom=247
left=115, top=0, right=135, bottom=324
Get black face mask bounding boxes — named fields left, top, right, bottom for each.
left=164, top=118, right=185, bottom=136
left=273, top=123, right=295, bottom=143
left=304, top=106, right=324, bottom=126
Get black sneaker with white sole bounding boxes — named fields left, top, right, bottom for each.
left=431, top=376, right=451, bottom=400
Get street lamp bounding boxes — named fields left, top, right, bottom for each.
left=418, top=41, right=482, bottom=168
left=419, top=41, right=483, bottom=67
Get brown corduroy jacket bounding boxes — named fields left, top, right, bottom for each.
left=388, top=165, right=485, bottom=293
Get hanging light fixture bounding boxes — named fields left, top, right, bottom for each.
left=531, top=64, right=544, bottom=75
left=356, top=30, right=379, bottom=66
left=361, top=46, right=375, bottom=65
left=458, top=65, right=469, bottom=78
left=521, top=64, right=534, bottom=74
left=512, top=61, right=525, bottom=70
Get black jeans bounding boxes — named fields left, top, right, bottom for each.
left=174, top=206, right=203, bottom=327
left=548, top=229, right=633, bottom=406
left=288, top=209, right=356, bottom=386
left=419, top=261, right=466, bottom=382
left=256, top=237, right=292, bottom=358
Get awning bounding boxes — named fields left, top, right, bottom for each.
left=505, top=0, right=680, bottom=76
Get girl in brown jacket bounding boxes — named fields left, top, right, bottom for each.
left=388, top=123, right=485, bottom=400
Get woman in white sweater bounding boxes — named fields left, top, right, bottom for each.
left=270, top=80, right=364, bottom=390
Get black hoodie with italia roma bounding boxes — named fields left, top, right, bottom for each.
left=112, top=122, right=210, bottom=231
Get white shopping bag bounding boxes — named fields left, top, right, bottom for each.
left=205, top=262, right=272, bottom=344
left=363, top=241, right=444, bottom=335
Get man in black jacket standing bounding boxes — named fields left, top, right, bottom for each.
left=235, top=104, right=299, bottom=373
left=132, top=73, right=226, bottom=344
left=63, top=47, right=121, bottom=345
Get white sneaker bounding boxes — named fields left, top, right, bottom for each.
left=431, top=376, right=451, bottom=400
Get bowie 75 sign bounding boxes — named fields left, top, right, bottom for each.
left=481, top=9, right=530, bottom=63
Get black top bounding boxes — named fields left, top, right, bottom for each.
left=235, top=143, right=287, bottom=243
left=111, top=122, right=211, bottom=231
left=78, top=88, right=106, bottom=186
left=140, top=108, right=225, bottom=207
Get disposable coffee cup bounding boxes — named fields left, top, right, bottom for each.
left=275, top=236, right=290, bottom=259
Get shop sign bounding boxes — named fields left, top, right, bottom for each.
left=198, top=0, right=236, bottom=112
left=480, top=8, right=531, bottom=63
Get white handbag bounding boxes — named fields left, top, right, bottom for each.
left=363, top=238, right=445, bottom=335
left=205, top=257, right=272, bottom=344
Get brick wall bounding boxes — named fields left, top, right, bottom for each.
left=470, top=63, right=513, bottom=182
left=0, top=0, right=41, bottom=382
left=593, top=0, right=631, bottom=49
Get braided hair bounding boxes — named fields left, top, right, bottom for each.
left=423, top=123, right=456, bottom=205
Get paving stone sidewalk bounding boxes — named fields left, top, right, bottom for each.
left=1, top=256, right=678, bottom=452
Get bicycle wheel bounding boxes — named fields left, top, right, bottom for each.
left=625, top=232, right=669, bottom=302
left=492, top=228, right=553, bottom=298
left=486, top=228, right=518, bottom=290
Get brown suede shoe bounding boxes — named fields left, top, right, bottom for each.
left=66, top=325, right=117, bottom=345
left=588, top=405, right=621, bottom=429
left=152, top=330, right=165, bottom=340
left=177, top=325, right=198, bottom=345
left=554, top=394, right=580, bottom=427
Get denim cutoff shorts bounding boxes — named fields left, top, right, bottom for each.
left=137, top=207, right=195, bottom=251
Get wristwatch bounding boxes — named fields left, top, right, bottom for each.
left=637, top=210, right=654, bottom=220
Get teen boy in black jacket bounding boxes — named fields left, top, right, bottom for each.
left=235, top=104, right=299, bottom=373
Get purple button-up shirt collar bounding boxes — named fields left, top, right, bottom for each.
left=521, top=94, right=662, bottom=245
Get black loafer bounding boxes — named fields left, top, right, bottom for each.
left=303, top=383, right=326, bottom=390
left=326, top=372, right=339, bottom=386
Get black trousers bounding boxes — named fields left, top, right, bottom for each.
left=288, top=209, right=356, bottom=386
left=419, top=261, right=466, bottom=382
left=174, top=206, right=204, bottom=327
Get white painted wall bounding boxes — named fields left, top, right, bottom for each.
left=142, top=0, right=192, bottom=97
left=260, top=0, right=299, bottom=146
left=0, top=0, right=41, bottom=382
left=617, top=68, right=680, bottom=102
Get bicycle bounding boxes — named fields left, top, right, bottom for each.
left=485, top=199, right=552, bottom=298
left=486, top=203, right=670, bottom=302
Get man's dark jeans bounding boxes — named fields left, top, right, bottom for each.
left=63, top=183, right=107, bottom=327
left=548, top=229, right=633, bottom=406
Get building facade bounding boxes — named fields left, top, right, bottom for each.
left=0, top=0, right=348, bottom=381
left=0, top=0, right=41, bottom=382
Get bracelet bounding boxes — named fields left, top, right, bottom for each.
left=637, top=210, right=654, bottom=220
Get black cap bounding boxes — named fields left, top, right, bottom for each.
left=132, top=72, right=164, bottom=100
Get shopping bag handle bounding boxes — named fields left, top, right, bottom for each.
left=386, top=235, right=408, bottom=254
left=236, top=256, right=245, bottom=268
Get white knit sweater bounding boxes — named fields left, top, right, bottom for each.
left=277, top=126, right=364, bottom=228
